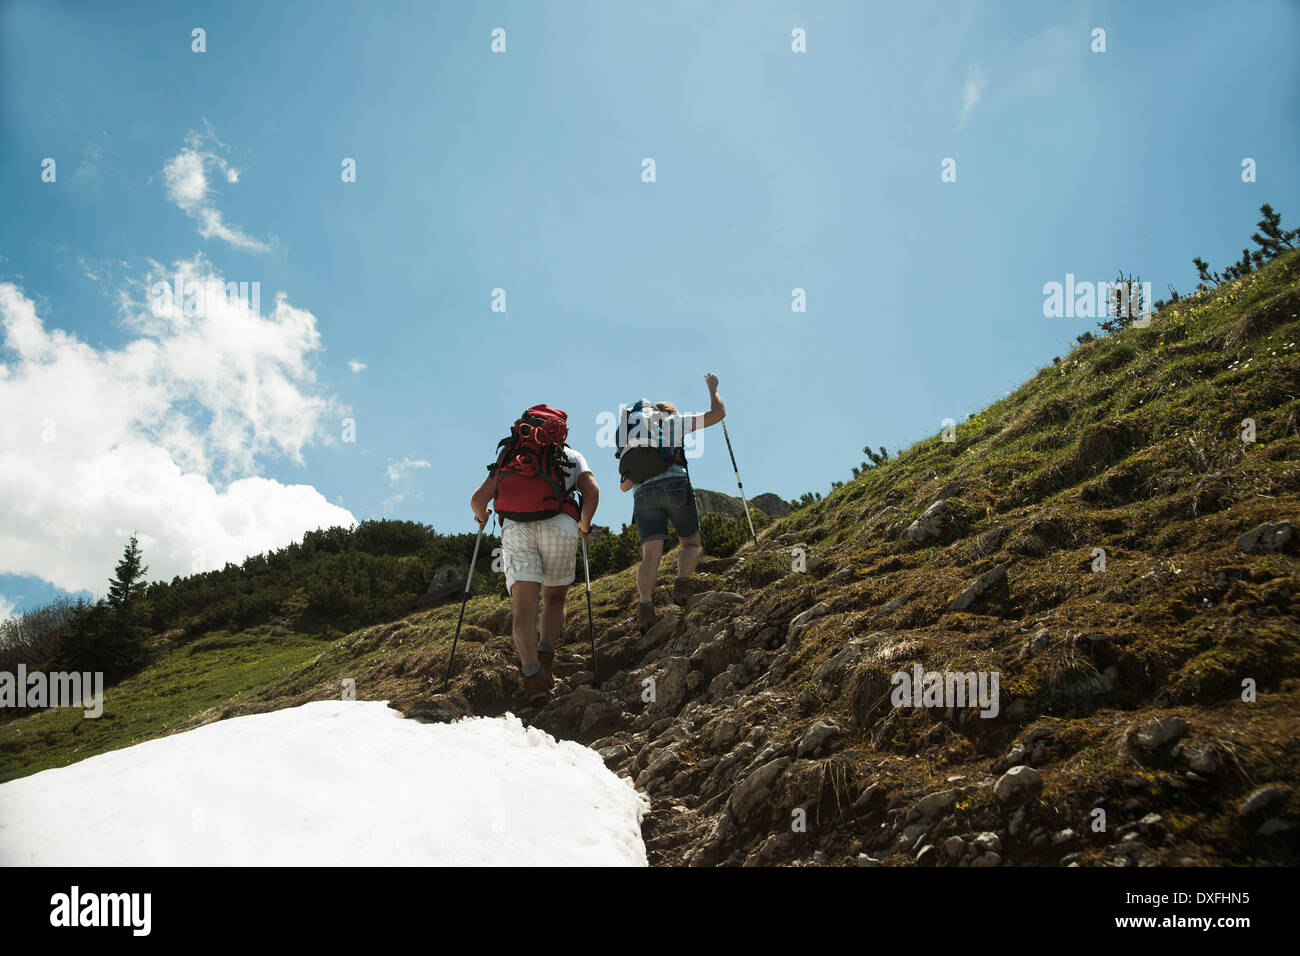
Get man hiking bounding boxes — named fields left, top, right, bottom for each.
left=616, top=373, right=726, bottom=633
left=470, top=404, right=599, bottom=708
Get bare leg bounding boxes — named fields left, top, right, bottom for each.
left=540, top=585, right=568, bottom=649
left=638, top=540, right=665, bottom=601
left=510, top=581, right=540, bottom=672
left=677, top=533, right=702, bottom=580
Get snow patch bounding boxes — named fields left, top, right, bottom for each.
left=0, top=700, right=649, bottom=866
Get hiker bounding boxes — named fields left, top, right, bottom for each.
left=470, top=405, right=598, bottom=707
left=616, top=373, right=726, bottom=632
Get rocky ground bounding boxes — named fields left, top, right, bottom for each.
left=379, top=524, right=1298, bottom=867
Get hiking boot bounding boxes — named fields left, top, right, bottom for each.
left=672, top=576, right=710, bottom=605
left=637, top=602, right=658, bottom=634
left=522, top=671, right=552, bottom=708
left=538, top=649, right=555, bottom=689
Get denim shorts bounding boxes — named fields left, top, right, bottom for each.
left=633, top=476, right=701, bottom=543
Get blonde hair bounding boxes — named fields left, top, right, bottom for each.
left=653, top=400, right=678, bottom=415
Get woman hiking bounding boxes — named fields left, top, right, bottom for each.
left=616, top=373, right=726, bottom=633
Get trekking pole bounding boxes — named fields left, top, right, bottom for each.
left=581, top=536, right=599, bottom=689
left=707, top=373, right=758, bottom=547
left=442, top=518, right=487, bottom=692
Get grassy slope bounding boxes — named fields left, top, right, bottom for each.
left=0, top=628, right=329, bottom=782
left=4, top=249, right=1298, bottom=864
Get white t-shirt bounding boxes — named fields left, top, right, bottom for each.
left=558, top=446, right=593, bottom=494
left=498, top=446, right=591, bottom=528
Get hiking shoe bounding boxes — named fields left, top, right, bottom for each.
left=538, top=649, right=555, bottom=689
left=522, top=671, right=552, bottom=708
left=637, top=602, right=658, bottom=634
left=672, top=576, right=710, bottom=605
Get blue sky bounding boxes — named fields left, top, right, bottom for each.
left=2, top=0, right=1298, bottom=615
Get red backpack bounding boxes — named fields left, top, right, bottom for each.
left=489, top=405, right=580, bottom=522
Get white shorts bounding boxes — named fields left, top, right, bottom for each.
left=500, top=513, right=579, bottom=593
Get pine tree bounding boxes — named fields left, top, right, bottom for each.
left=1250, top=203, right=1299, bottom=261
left=54, top=536, right=153, bottom=680
left=107, top=535, right=149, bottom=616
left=1192, top=203, right=1299, bottom=291
left=1193, top=256, right=1222, bottom=290
left=1224, top=248, right=1254, bottom=280
left=1098, top=270, right=1149, bottom=333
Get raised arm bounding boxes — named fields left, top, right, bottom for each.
left=692, top=373, right=726, bottom=430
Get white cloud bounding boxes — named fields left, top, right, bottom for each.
left=386, top=458, right=430, bottom=484
left=162, top=126, right=269, bottom=252
left=0, top=273, right=355, bottom=595
left=74, top=140, right=104, bottom=183
left=382, top=458, right=430, bottom=515
left=163, top=149, right=207, bottom=208
left=959, top=64, right=983, bottom=128
left=348, top=359, right=366, bottom=374
left=0, top=597, right=15, bottom=622
left=78, top=256, right=131, bottom=291
left=112, top=255, right=337, bottom=477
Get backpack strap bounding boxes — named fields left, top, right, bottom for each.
left=563, top=445, right=584, bottom=521
left=487, top=436, right=512, bottom=480
left=554, top=444, right=583, bottom=512
left=656, top=411, right=690, bottom=470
